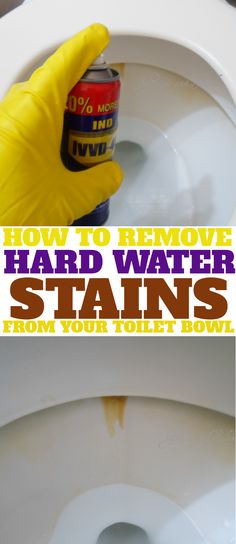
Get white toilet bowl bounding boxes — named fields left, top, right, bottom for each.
left=0, top=338, right=234, bottom=544
left=1, top=0, right=236, bottom=225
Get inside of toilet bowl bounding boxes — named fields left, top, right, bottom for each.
left=6, top=34, right=236, bottom=226
left=107, top=63, right=236, bottom=226
left=48, top=484, right=207, bottom=544
left=0, top=396, right=234, bottom=544
left=12, top=46, right=236, bottom=225
left=97, top=523, right=150, bottom=544
left=110, top=122, right=191, bottom=226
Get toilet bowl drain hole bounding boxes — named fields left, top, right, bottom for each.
left=97, top=522, right=150, bottom=544
left=108, top=116, right=193, bottom=226
left=114, top=141, right=147, bottom=170
left=48, top=484, right=210, bottom=543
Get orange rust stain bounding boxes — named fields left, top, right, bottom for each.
left=110, top=63, right=126, bottom=80
left=101, top=396, right=128, bottom=436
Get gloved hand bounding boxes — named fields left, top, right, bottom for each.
left=0, top=23, right=123, bottom=225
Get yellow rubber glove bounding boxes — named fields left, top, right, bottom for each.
left=0, top=23, right=123, bottom=225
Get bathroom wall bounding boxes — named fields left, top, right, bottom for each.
left=0, top=0, right=24, bottom=17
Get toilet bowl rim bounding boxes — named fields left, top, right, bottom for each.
left=0, top=0, right=236, bottom=105
left=0, top=393, right=233, bottom=430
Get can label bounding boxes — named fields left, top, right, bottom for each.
left=68, top=131, right=116, bottom=164
left=64, top=78, right=120, bottom=167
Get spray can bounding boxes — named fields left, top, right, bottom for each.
left=61, top=54, right=120, bottom=226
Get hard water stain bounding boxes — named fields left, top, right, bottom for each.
left=101, top=396, right=128, bottom=437
left=110, top=63, right=126, bottom=80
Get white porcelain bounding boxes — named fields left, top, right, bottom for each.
left=0, top=338, right=235, bottom=543
left=0, top=337, right=234, bottom=426
left=48, top=485, right=209, bottom=544
left=1, top=0, right=236, bottom=224
left=0, top=1, right=236, bottom=538
left=0, top=394, right=234, bottom=544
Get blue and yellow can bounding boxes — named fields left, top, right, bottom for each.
left=61, top=56, right=120, bottom=226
